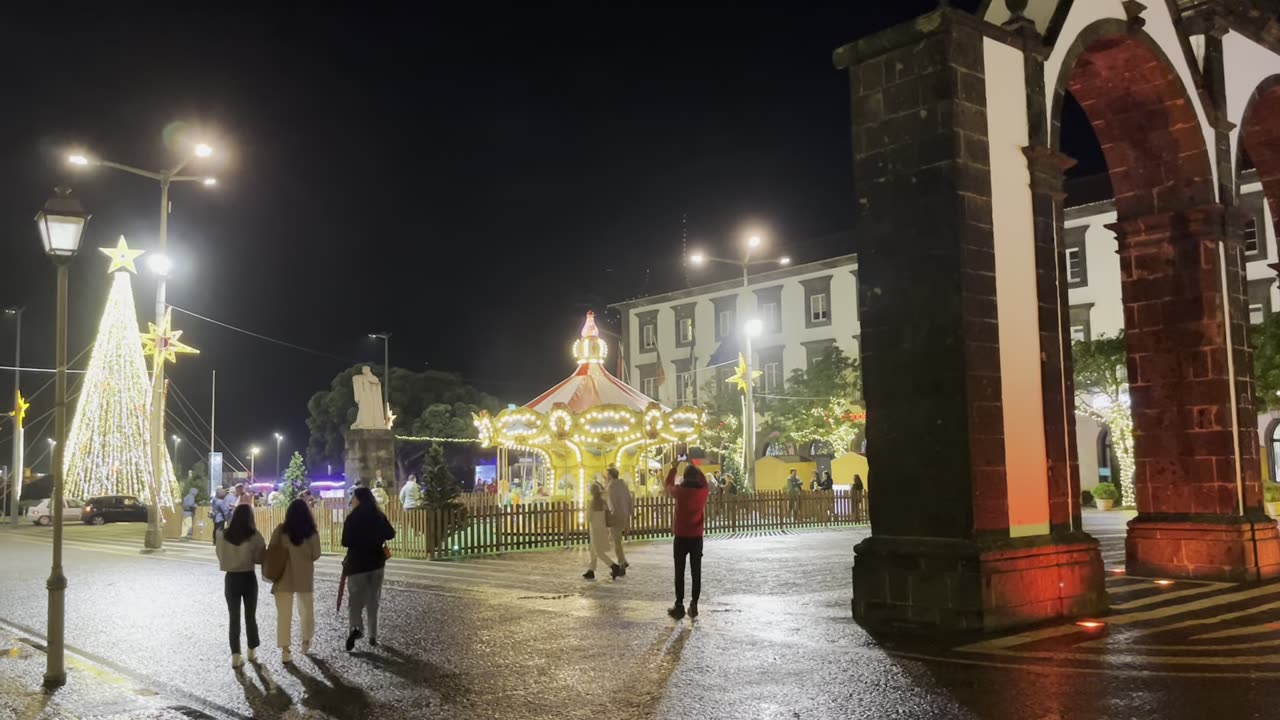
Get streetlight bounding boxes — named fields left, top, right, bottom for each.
left=274, top=432, right=283, bottom=479
left=35, top=185, right=90, bottom=689
left=368, top=332, right=391, bottom=416
left=171, top=434, right=181, bottom=470
left=687, top=232, right=789, bottom=491
left=6, top=306, right=23, bottom=527
left=249, top=446, right=260, bottom=483
left=70, top=138, right=217, bottom=553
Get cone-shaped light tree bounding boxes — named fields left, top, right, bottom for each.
left=63, top=237, right=179, bottom=506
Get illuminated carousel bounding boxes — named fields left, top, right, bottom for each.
left=473, top=312, right=703, bottom=510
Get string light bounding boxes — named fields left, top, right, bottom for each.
left=394, top=435, right=480, bottom=444
left=63, top=265, right=178, bottom=505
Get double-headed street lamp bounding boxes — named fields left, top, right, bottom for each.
left=688, top=234, right=790, bottom=491
left=35, top=186, right=90, bottom=689
left=70, top=140, right=217, bottom=553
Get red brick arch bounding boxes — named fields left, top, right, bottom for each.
left=1239, top=74, right=1280, bottom=239
left=1051, top=19, right=1216, bottom=221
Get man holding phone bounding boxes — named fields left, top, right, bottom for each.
left=664, top=454, right=709, bottom=619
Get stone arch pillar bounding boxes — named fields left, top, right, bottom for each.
left=835, top=6, right=1105, bottom=632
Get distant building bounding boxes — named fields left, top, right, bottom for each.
left=611, top=173, right=1280, bottom=488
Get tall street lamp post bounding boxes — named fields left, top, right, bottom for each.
left=249, top=446, right=260, bottom=484
left=688, top=234, right=790, bottom=491
left=171, top=434, right=181, bottom=474
left=368, top=332, right=391, bottom=413
left=6, top=306, right=23, bottom=526
left=35, top=186, right=90, bottom=689
left=70, top=142, right=217, bottom=553
left=274, top=432, right=283, bottom=479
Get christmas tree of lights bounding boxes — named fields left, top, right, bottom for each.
left=64, top=237, right=180, bottom=506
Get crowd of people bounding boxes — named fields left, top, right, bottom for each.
left=212, top=484, right=395, bottom=668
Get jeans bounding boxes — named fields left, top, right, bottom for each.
left=348, top=568, right=385, bottom=641
left=673, top=536, right=703, bottom=605
left=224, top=571, right=259, bottom=655
left=274, top=591, right=314, bottom=650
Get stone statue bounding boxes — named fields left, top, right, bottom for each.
left=351, top=366, right=387, bottom=430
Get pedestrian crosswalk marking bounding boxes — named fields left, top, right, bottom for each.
left=1108, top=582, right=1232, bottom=609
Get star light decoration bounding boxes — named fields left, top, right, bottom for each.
left=99, top=236, right=146, bottom=274
left=142, top=308, right=199, bottom=365
left=9, top=391, right=30, bottom=428
left=386, top=403, right=397, bottom=430
left=725, top=352, right=762, bottom=393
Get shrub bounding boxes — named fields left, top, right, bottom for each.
left=1091, top=482, right=1120, bottom=501
left=1264, top=482, right=1280, bottom=504
left=1080, top=489, right=1094, bottom=507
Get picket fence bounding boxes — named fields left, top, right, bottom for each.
left=171, top=489, right=868, bottom=561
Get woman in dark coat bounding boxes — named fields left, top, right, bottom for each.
left=341, top=486, right=396, bottom=650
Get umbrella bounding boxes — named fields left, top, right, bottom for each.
left=337, top=569, right=347, bottom=612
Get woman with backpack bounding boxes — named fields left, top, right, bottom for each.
left=267, top=499, right=322, bottom=663
left=216, top=504, right=266, bottom=669
left=342, top=486, right=396, bottom=651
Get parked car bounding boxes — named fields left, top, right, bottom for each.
left=27, top=498, right=85, bottom=526
left=81, top=495, right=148, bottom=525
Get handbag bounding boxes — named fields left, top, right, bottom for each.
left=262, top=526, right=289, bottom=582
left=383, top=543, right=393, bottom=561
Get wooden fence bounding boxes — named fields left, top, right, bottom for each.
left=171, top=489, right=867, bottom=561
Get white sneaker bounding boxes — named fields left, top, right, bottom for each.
left=231, top=654, right=245, bottom=669
left=247, top=648, right=257, bottom=663
left=281, top=648, right=292, bottom=664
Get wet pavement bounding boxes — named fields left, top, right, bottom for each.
left=2, top=511, right=1280, bottom=719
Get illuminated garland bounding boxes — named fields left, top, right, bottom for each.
left=394, top=435, right=481, bottom=443
left=1078, top=392, right=1136, bottom=507
left=63, top=260, right=179, bottom=506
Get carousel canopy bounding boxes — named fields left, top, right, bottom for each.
left=525, top=312, right=662, bottom=414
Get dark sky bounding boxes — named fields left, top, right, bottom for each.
left=0, top=1, right=1016, bottom=473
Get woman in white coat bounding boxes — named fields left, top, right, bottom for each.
left=583, top=482, right=622, bottom=581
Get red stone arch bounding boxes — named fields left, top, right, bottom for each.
left=1050, top=19, right=1216, bottom=221
left=1239, top=74, right=1280, bottom=240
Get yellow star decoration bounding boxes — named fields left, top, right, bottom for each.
left=9, top=392, right=30, bottom=429
left=386, top=404, right=397, bottom=430
left=142, top=308, right=200, bottom=365
left=99, top=236, right=146, bottom=274
left=725, top=352, right=762, bottom=394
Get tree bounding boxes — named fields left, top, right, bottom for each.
left=697, top=375, right=743, bottom=478
left=64, top=261, right=178, bottom=506
left=420, top=443, right=462, bottom=512
left=305, top=364, right=502, bottom=473
left=1073, top=333, right=1135, bottom=507
left=274, top=452, right=308, bottom=507
left=1252, top=312, right=1280, bottom=412
left=763, top=347, right=865, bottom=456
left=184, top=460, right=210, bottom=503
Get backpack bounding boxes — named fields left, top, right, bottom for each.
left=262, top=526, right=290, bottom=582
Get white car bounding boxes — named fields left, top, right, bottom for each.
left=27, top=498, right=85, bottom=526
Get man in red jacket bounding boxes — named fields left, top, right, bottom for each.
left=664, top=458, right=710, bottom=619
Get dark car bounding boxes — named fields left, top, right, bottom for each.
left=81, top=495, right=148, bottom=525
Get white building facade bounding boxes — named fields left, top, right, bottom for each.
left=612, top=177, right=1279, bottom=485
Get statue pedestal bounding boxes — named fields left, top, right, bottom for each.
left=345, top=429, right=396, bottom=490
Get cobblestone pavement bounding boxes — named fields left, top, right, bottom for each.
left=2, top=511, right=1280, bottom=719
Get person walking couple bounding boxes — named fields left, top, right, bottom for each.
left=582, top=467, right=633, bottom=581
left=217, top=499, right=321, bottom=668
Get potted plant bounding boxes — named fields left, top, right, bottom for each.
left=1264, top=482, right=1280, bottom=519
left=1091, top=481, right=1120, bottom=511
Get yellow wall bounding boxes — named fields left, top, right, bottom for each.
left=831, top=452, right=870, bottom=491
left=754, top=456, right=817, bottom=492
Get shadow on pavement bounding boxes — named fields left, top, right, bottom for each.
left=284, top=656, right=370, bottom=719
left=349, top=643, right=465, bottom=704
left=235, top=663, right=292, bottom=717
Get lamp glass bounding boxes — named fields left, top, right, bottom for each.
left=744, top=318, right=764, bottom=337
left=37, top=215, right=86, bottom=257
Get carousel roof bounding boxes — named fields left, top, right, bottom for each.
left=525, top=312, right=662, bottom=414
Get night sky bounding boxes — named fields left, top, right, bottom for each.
left=0, top=1, right=1062, bottom=474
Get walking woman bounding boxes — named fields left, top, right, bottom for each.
left=269, top=499, right=322, bottom=663
left=342, top=486, right=396, bottom=651
left=583, top=482, right=622, bottom=581
left=216, top=504, right=266, bottom=668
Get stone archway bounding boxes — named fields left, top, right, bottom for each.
left=1239, top=76, right=1280, bottom=240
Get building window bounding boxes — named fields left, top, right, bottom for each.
left=673, top=302, right=696, bottom=348
left=1249, top=279, right=1273, bottom=325
left=641, top=377, right=656, bottom=398
left=641, top=324, right=656, bottom=350
left=761, top=302, right=779, bottom=331
left=1245, top=219, right=1260, bottom=256
left=1069, top=304, right=1092, bottom=342
left=676, top=371, right=695, bottom=404
left=755, top=285, right=783, bottom=333
left=718, top=310, right=734, bottom=339
left=678, top=318, right=693, bottom=344
left=763, top=362, right=781, bottom=392
left=803, top=339, right=836, bottom=369
left=810, top=293, right=829, bottom=322
left=1064, top=226, right=1088, bottom=288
